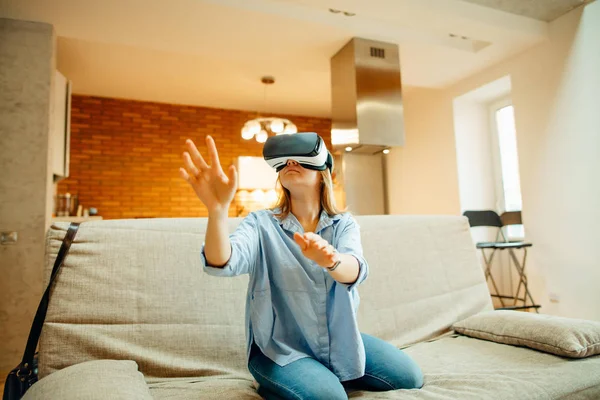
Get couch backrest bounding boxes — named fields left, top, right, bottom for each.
left=39, top=215, right=491, bottom=379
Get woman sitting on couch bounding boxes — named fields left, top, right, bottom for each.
left=179, top=133, right=423, bottom=399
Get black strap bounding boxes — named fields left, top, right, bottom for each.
left=20, top=222, right=80, bottom=367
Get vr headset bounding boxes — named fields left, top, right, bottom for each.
left=263, top=132, right=333, bottom=173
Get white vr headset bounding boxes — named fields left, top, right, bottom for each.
left=263, top=132, right=333, bottom=172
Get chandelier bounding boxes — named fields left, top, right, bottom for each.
left=241, top=76, right=297, bottom=143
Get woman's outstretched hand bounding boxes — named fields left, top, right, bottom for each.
left=293, top=232, right=339, bottom=269
left=179, top=136, right=237, bottom=216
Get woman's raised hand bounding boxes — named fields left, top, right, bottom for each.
left=179, top=136, right=237, bottom=216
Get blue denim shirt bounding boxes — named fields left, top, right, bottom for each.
left=201, top=209, right=369, bottom=381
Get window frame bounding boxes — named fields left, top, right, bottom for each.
left=489, top=98, right=525, bottom=241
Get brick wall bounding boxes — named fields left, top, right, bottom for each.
left=57, top=95, right=332, bottom=219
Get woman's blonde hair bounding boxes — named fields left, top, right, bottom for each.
left=272, top=168, right=345, bottom=219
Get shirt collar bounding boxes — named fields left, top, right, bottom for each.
left=271, top=208, right=342, bottom=234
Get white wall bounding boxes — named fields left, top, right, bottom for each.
left=385, top=87, right=460, bottom=215
left=452, top=2, right=600, bottom=320
left=453, top=99, right=498, bottom=214
left=453, top=77, right=519, bottom=303
left=0, top=18, right=56, bottom=371
left=388, top=2, right=600, bottom=320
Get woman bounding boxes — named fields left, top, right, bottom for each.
left=180, top=135, right=423, bottom=399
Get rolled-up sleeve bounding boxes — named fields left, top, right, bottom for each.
left=336, top=215, right=369, bottom=291
left=201, top=213, right=259, bottom=277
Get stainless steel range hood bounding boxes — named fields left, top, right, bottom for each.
left=331, top=38, right=405, bottom=215
left=330, top=37, right=405, bottom=154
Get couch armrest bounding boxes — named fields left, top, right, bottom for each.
left=22, top=360, right=152, bottom=400
left=453, top=310, right=600, bottom=358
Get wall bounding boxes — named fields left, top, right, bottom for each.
left=385, top=86, right=460, bottom=215
left=453, top=77, right=516, bottom=303
left=453, top=75, right=513, bottom=216
left=450, top=2, right=600, bottom=320
left=453, top=99, right=498, bottom=213
left=0, top=18, right=56, bottom=372
left=387, top=2, right=600, bottom=319
left=56, top=95, right=332, bottom=219
left=342, top=153, right=385, bottom=215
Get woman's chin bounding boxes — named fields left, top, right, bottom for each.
left=283, top=181, right=319, bottom=192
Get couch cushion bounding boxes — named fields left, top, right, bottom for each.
left=40, top=218, right=251, bottom=379
left=453, top=310, right=600, bottom=358
left=22, top=360, right=152, bottom=400
left=146, top=377, right=261, bottom=400
left=348, top=336, right=600, bottom=399
left=354, top=215, right=492, bottom=347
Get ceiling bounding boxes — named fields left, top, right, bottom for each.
left=1, top=0, right=587, bottom=117
left=461, top=0, right=590, bottom=22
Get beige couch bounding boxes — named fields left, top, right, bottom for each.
left=24, top=215, right=600, bottom=399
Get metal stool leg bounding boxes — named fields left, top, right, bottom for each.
left=509, top=249, right=524, bottom=307
left=482, top=248, right=505, bottom=307
left=508, top=248, right=539, bottom=313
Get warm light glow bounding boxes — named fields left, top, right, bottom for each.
left=242, top=77, right=297, bottom=143
left=270, top=119, right=284, bottom=134
left=383, top=149, right=390, bottom=154
left=331, top=128, right=359, bottom=145
left=345, top=146, right=353, bottom=152
left=241, top=127, right=254, bottom=140
left=247, top=120, right=261, bottom=135
left=283, top=123, right=297, bottom=134
left=236, top=156, right=278, bottom=190
left=266, top=189, right=278, bottom=205
left=237, top=190, right=250, bottom=201
left=241, top=118, right=296, bottom=142
left=256, top=130, right=268, bottom=143
left=251, top=189, right=265, bottom=202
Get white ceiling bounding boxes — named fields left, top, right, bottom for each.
left=461, top=0, right=590, bottom=22
left=1, top=0, right=572, bottom=117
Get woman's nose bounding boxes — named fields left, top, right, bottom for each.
left=286, top=159, right=298, bottom=166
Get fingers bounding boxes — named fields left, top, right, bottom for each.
left=304, top=232, right=319, bottom=241
left=294, top=232, right=309, bottom=250
left=295, top=232, right=335, bottom=253
left=179, top=167, right=191, bottom=182
left=182, top=136, right=227, bottom=183
left=186, top=139, right=209, bottom=171
left=227, top=164, right=238, bottom=191
left=321, top=245, right=335, bottom=258
left=303, top=233, right=334, bottom=254
left=182, top=152, right=200, bottom=178
left=206, top=136, right=224, bottom=174
left=295, top=232, right=339, bottom=268
left=304, top=233, right=327, bottom=249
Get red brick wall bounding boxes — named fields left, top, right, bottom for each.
left=57, top=95, right=332, bottom=219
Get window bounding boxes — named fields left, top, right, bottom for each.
left=491, top=102, right=525, bottom=240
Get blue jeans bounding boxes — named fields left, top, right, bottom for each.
left=248, top=333, right=423, bottom=400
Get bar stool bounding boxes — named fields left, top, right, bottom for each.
left=463, top=210, right=540, bottom=312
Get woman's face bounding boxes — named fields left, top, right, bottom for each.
left=279, top=159, right=321, bottom=193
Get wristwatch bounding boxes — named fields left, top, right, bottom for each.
left=326, top=252, right=342, bottom=272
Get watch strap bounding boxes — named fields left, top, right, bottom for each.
left=326, top=259, right=342, bottom=272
